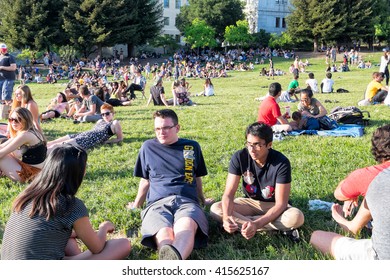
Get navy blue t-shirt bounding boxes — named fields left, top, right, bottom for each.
left=228, top=148, right=291, bottom=202
left=0, top=53, right=16, bottom=80
left=134, top=138, right=208, bottom=205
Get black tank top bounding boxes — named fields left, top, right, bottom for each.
left=20, top=130, right=47, bottom=165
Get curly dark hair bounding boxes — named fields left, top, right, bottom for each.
left=371, top=124, right=390, bottom=163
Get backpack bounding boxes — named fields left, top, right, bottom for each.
left=328, top=106, right=370, bottom=125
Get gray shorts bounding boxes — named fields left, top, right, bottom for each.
left=140, top=195, right=208, bottom=249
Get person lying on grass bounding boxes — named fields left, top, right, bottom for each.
left=47, top=103, right=123, bottom=151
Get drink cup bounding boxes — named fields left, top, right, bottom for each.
left=285, top=106, right=291, bottom=118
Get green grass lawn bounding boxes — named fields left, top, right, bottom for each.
left=0, top=51, right=389, bottom=260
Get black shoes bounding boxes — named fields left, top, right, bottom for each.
left=281, top=229, right=300, bottom=243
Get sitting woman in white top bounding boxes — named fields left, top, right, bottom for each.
left=321, top=72, right=335, bottom=93
left=197, top=78, right=215, bottom=96
left=47, top=103, right=123, bottom=151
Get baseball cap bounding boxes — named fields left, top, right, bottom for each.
left=0, top=43, right=7, bottom=52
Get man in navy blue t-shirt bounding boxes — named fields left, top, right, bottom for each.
left=210, top=122, right=304, bottom=241
left=127, top=109, right=209, bottom=260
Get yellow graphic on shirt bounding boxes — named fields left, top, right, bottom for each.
left=183, top=145, right=195, bottom=183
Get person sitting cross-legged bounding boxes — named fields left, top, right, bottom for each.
left=210, top=122, right=304, bottom=241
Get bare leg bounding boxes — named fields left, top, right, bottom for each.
left=172, top=217, right=197, bottom=260
left=154, top=227, right=174, bottom=249
left=47, top=135, right=72, bottom=148
left=0, top=155, right=23, bottom=182
left=64, top=238, right=131, bottom=260
left=310, top=230, right=342, bottom=258
left=41, top=111, right=55, bottom=120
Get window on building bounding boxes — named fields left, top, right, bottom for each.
left=275, top=17, right=280, bottom=28
left=164, top=0, right=169, bottom=8
left=175, top=0, right=181, bottom=9
left=276, top=0, right=280, bottom=3
left=164, top=17, right=170, bottom=26
left=175, top=35, right=181, bottom=43
left=282, top=18, right=286, bottom=28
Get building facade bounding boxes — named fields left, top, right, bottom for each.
left=161, top=0, right=188, bottom=43
left=243, top=0, right=291, bottom=34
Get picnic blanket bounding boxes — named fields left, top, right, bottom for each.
left=288, top=124, right=364, bottom=137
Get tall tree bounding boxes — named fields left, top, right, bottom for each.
left=224, top=20, right=253, bottom=49
left=184, top=18, right=217, bottom=54
left=176, top=0, right=244, bottom=40
left=0, top=0, right=65, bottom=51
left=287, top=0, right=344, bottom=51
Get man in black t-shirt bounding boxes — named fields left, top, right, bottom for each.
left=146, top=78, right=173, bottom=106
left=0, top=43, right=17, bottom=105
left=210, top=122, right=304, bottom=241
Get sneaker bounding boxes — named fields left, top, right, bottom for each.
left=158, top=244, right=182, bottom=260
left=73, top=120, right=80, bottom=124
left=281, top=229, right=300, bottom=243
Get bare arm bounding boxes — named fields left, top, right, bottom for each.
left=105, top=120, right=123, bottom=144
left=0, top=131, right=34, bottom=158
left=331, top=200, right=372, bottom=235
left=196, top=177, right=205, bottom=205
left=313, top=100, right=328, bottom=118
left=0, top=63, right=17, bottom=72
left=126, top=178, right=150, bottom=209
left=221, top=173, right=241, bottom=233
left=73, top=217, right=114, bottom=254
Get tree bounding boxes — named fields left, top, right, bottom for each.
left=0, top=0, right=65, bottom=51
left=151, top=35, right=179, bottom=55
left=287, top=0, right=345, bottom=52
left=224, top=20, right=253, bottom=49
left=125, top=0, right=164, bottom=57
left=176, top=0, right=244, bottom=39
left=184, top=18, right=217, bottom=54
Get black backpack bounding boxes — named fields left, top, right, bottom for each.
left=328, top=106, right=370, bottom=125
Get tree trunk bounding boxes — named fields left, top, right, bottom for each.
left=313, top=37, right=319, bottom=52
left=127, top=44, right=135, bottom=58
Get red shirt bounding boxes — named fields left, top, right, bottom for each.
left=257, top=95, right=281, bottom=126
left=338, top=161, right=390, bottom=198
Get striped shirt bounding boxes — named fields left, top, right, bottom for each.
left=1, top=196, right=88, bottom=260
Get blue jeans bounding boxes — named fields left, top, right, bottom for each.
left=0, top=79, right=15, bottom=101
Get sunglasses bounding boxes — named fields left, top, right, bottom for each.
left=101, top=112, right=111, bottom=117
left=8, top=117, right=20, bottom=124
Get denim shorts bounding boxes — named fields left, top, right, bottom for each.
left=0, top=80, right=15, bottom=101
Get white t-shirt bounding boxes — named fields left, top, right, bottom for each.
left=321, top=78, right=334, bottom=93
left=306, top=78, right=319, bottom=93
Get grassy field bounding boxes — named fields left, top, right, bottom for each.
left=0, top=51, right=389, bottom=260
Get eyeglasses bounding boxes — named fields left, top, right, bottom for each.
left=8, top=117, right=20, bottom=124
left=245, top=141, right=266, bottom=150
left=154, top=125, right=176, bottom=132
left=101, top=112, right=111, bottom=117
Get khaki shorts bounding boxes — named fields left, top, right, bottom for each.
left=334, top=237, right=377, bottom=260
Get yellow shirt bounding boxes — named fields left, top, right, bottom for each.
left=365, top=80, right=383, bottom=101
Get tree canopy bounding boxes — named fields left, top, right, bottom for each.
left=0, top=0, right=163, bottom=57
left=224, top=20, right=252, bottom=48
left=176, top=0, right=244, bottom=40
left=184, top=18, right=217, bottom=52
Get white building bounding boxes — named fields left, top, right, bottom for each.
left=161, top=0, right=188, bottom=44
left=243, top=0, right=291, bottom=34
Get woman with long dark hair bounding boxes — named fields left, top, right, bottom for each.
left=1, top=145, right=131, bottom=259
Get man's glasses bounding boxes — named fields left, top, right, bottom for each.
left=101, top=112, right=111, bottom=117
left=154, top=125, right=176, bottom=132
left=245, top=141, right=266, bottom=150
left=8, top=117, right=20, bottom=124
